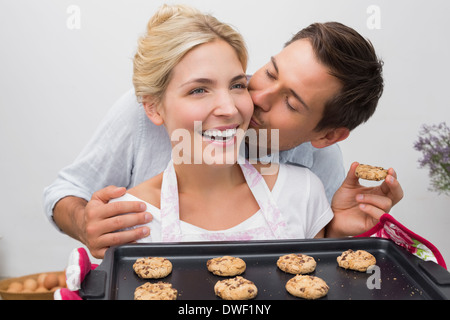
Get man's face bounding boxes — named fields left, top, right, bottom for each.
left=248, top=39, right=342, bottom=151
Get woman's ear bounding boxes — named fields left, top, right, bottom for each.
left=310, top=127, right=350, bottom=149
left=142, top=96, right=164, bottom=126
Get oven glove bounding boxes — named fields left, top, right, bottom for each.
left=356, top=213, right=447, bottom=269
left=54, top=247, right=98, bottom=300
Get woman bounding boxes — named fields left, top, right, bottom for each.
left=113, top=4, right=332, bottom=242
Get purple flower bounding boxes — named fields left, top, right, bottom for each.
left=414, top=122, right=450, bottom=195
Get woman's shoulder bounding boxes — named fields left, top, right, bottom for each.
left=127, top=171, right=163, bottom=208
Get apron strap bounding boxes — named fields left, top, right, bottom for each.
left=239, top=159, right=291, bottom=239
left=160, top=160, right=183, bottom=242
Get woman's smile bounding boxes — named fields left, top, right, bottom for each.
left=201, top=124, right=239, bottom=145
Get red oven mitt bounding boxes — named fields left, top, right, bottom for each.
left=54, top=247, right=98, bottom=300
left=356, top=213, right=447, bottom=269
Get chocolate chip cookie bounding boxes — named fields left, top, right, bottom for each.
left=214, top=276, right=257, bottom=300
left=285, top=275, right=329, bottom=300
left=207, top=256, right=246, bottom=276
left=337, top=249, right=376, bottom=272
left=133, top=257, right=173, bottom=279
left=134, top=282, right=177, bottom=300
left=277, top=253, right=316, bottom=274
left=355, top=164, right=388, bottom=181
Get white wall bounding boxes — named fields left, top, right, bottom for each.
left=1, top=0, right=449, bottom=277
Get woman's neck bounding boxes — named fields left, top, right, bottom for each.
left=174, top=162, right=260, bottom=230
left=174, top=162, right=245, bottom=196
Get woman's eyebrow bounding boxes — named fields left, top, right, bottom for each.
left=179, top=78, right=216, bottom=88
left=180, top=74, right=247, bottom=88
left=230, top=74, right=247, bottom=83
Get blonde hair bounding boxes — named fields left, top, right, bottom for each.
left=133, top=4, right=248, bottom=104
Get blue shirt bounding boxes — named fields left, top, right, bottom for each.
left=43, top=89, right=345, bottom=227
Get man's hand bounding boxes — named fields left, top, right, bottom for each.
left=53, top=186, right=152, bottom=259
left=326, top=162, right=404, bottom=238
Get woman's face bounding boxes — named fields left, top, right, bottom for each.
left=158, top=40, right=253, bottom=165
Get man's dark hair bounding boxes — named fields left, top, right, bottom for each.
left=286, top=22, right=384, bottom=131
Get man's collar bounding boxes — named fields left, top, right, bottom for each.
left=279, top=142, right=315, bottom=168
left=245, top=142, right=315, bottom=168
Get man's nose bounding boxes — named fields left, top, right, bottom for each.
left=250, top=86, right=276, bottom=112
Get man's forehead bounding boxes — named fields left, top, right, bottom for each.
left=272, top=40, right=342, bottom=108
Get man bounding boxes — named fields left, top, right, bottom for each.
left=44, top=22, right=403, bottom=258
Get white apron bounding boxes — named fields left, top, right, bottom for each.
left=159, top=159, right=295, bottom=242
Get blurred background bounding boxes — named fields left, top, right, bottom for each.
left=1, top=0, right=449, bottom=277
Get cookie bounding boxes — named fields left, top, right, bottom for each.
left=133, top=257, right=173, bottom=279
left=134, top=282, right=177, bottom=300
left=214, top=276, right=257, bottom=300
left=207, top=256, right=246, bottom=276
left=355, top=164, right=388, bottom=181
left=285, top=275, right=329, bottom=300
left=277, top=253, right=316, bottom=274
left=337, top=249, right=376, bottom=272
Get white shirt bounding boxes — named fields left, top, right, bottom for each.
left=111, top=163, right=333, bottom=241
left=43, top=89, right=345, bottom=229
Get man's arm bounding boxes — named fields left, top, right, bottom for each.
left=52, top=196, right=88, bottom=242
left=43, top=90, right=169, bottom=258
left=43, top=90, right=140, bottom=229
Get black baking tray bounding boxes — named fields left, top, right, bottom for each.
left=80, top=238, right=450, bottom=300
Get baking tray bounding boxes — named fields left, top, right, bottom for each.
left=80, top=238, right=450, bottom=300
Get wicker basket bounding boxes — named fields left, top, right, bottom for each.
left=0, top=271, right=65, bottom=300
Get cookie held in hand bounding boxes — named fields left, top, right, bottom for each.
left=355, top=164, right=388, bottom=181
